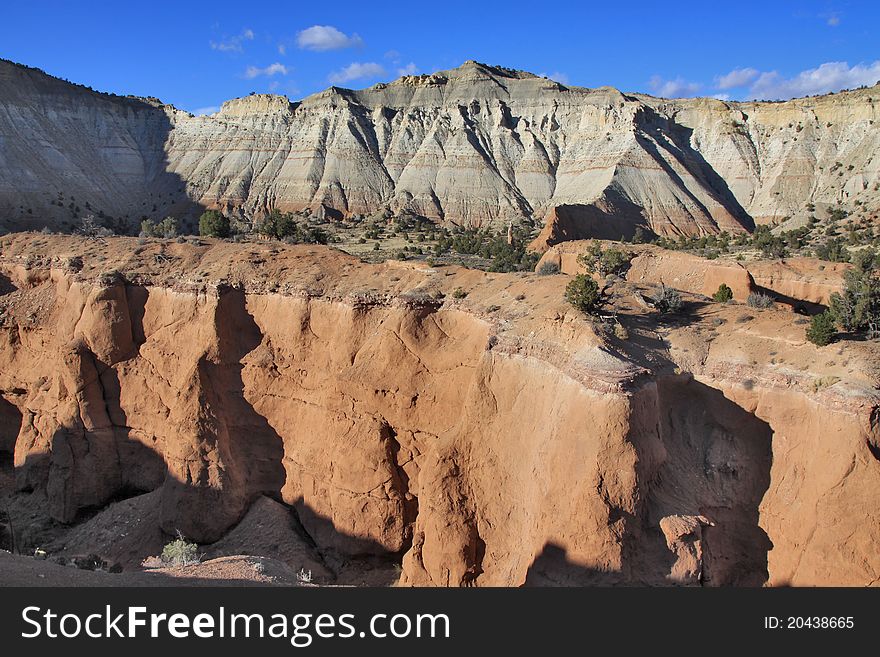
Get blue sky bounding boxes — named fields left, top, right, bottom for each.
left=1, top=1, right=878, bottom=114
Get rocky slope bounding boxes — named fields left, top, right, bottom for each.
left=1, top=234, right=878, bottom=586
left=2, top=59, right=878, bottom=239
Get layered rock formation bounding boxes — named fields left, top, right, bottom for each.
left=2, top=59, right=878, bottom=239
left=1, top=234, right=878, bottom=586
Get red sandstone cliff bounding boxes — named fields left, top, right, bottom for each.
left=0, top=234, right=878, bottom=586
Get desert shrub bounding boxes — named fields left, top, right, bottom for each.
left=828, top=247, right=880, bottom=336
left=577, top=240, right=632, bottom=276
left=747, top=292, right=774, bottom=308
left=142, top=216, right=178, bottom=238
left=815, top=237, right=850, bottom=263
left=77, top=214, right=113, bottom=237
left=652, top=284, right=682, bottom=314
left=258, top=210, right=298, bottom=240
left=827, top=206, right=849, bottom=222
left=713, top=283, right=734, bottom=303
left=156, top=216, right=178, bottom=238
left=452, top=287, right=468, bottom=299
left=161, top=532, right=200, bottom=566
left=564, top=274, right=600, bottom=314
left=433, top=225, right=539, bottom=272
left=198, top=210, right=230, bottom=238
left=806, top=311, right=837, bottom=346
left=751, top=225, right=787, bottom=258
left=536, top=261, right=560, bottom=275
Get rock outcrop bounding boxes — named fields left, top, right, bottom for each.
left=1, top=234, right=878, bottom=587
left=2, top=59, right=878, bottom=239
left=537, top=240, right=854, bottom=309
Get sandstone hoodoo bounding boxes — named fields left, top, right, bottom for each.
left=2, top=58, right=879, bottom=243
left=1, top=234, right=878, bottom=586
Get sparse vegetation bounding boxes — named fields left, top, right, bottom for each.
left=536, top=260, right=560, bottom=275
left=577, top=240, right=632, bottom=276
left=564, top=274, right=600, bottom=314
left=257, top=210, right=298, bottom=240
left=160, top=532, right=201, bottom=566
left=815, top=237, right=850, bottom=262
left=432, top=225, right=540, bottom=272
left=651, top=284, right=682, bottom=314
left=828, top=247, right=880, bottom=337
left=452, top=287, right=468, bottom=299
left=77, top=214, right=113, bottom=237
left=811, top=375, right=840, bottom=393
left=140, top=216, right=178, bottom=238
left=747, top=292, right=774, bottom=308
left=198, top=210, right=230, bottom=238
left=806, top=311, right=837, bottom=346
left=713, top=283, right=734, bottom=303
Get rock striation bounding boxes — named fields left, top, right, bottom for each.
left=2, top=59, right=878, bottom=239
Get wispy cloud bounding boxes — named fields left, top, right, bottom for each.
left=396, top=62, right=418, bottom=76
left=192, top=105, right=220, bottom=116
left=748, top=60, right=880, bottom=99
left=826, top=14, right=841, bottom=26
left=715, top=67, right=759, bottom=90
left=210, top=28, right=254, bottom=53
left=244, top=62, right=289, bottom=79
left=540, top=71, right=570, bottom=85
left=649, top=75, right=702, bottom=98
left=297, top=25, right=363, bottom=51
left=711, top=93, right=731, bottom=101
left=328, top=62, right=386, bottom=84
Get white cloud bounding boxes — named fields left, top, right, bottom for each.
left=711, top=93, right=731, bottom=101
left=649, top=75, right=702, bottom=98
left=328, top=62, right=386, bottom=84
left=278, top=43, right=287, bottom=55
left=396, top=62, right=418, bottom=76
left=384, top=50, right=401, bottom=61
left=748, top=60, right=880, bottom=99
left=244, top=62, right=289, bottom=79
left=297, top=25, right=363, bottom=51
left=716, top=67, right=759, bottom=90
left=192, top=106, right=220, bottom=116
left=827, top=14, right=841, bottom=26
left=210, top=28, right=254, bottom=53
left=540, top=71, right=570, bottom=85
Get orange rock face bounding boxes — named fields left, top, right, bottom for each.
left=538, top=241, right=757, bottom=301
left=0, top=234, right=878, bottom=586
left=746, top=258, right=849, bottom=306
